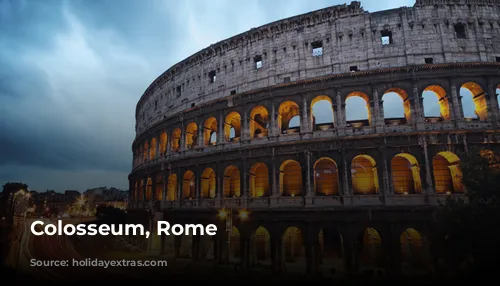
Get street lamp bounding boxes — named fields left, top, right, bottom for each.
left=217, top=208, right=250, bottom=267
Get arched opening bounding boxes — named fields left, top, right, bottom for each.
left=249, top=162, right=269, bottom=198
left=150, top=138, right=157, bottom=159
left=461, top=82, right=487, bottom=121
left=311, top=95, right=334, bottom=131
left=203, top=117, right=218, bottom=146
left=166, top=174, right=177, bottom=201
left=345, top=91, right=371, bottom=127
left=201, top=167, right=216, bottom=198
left=314, top=157, right=339, bottom=196
left=223, top=165, right=240, bottom=197
left=171, top=128, right=181, bottom=152
left=143, top=141, right=149, bottom=161
left=224, top=112, right=241, bottom=142
left=251, top=226, right=271, bottom=267
left=432, top=151, right=463, bottom=194
left=185, top=122, right=198, bottom=150
left=182, top=170, right=196, bottom=199
left=382, top=88, right=410, bottom=125
left=279, top=160, right=302, bottom=196
left=155, top=174, right=163, bottom=201
left=159, top=132, right=167, bottom=155
left=278, top=101, right=301, bottom=134
left=250, top=106, right=270, bottom=139
left=318, top=227, right=344, bottom=277
left=138, top=180, right=144, bottom=201
left=351, top=155, right=379, bottom=195
left=391, top=153, right=422, bottom=194
left=400, top=228, right=427, bottom=273
left=282, top=226, right=306, bottom=272
left=422, top=85, right=450, bottom=122
left=229, top=226, right=241, bottom=262
left=357, top=228, right=384, bottom=274
left=145, top=178, right=152, bottom=201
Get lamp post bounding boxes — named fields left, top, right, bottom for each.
left=217, top=208, right=249, bottom=268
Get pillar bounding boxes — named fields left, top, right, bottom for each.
left=162, top=173, right=167, bottom=202
left=176, top=168, right=182, bottom=201
left=271, top=156, right=278, bottom=197
left=218, top=111, right=225, bottom=143
left=271, top=101, right=278, bottom=137
left=197, top=122, right=204, bottom=148
left=450, top=81, right=462, bottom=122
left=242, top=109, right=250, bottom=141
left=412, top=81, right=425, bottom=125
left=306, top=151, right=313, bottom=197
left=336, top=90, right=346, bottom=127
left=422, top=136, right=435, bottom=195
left=301, top=95, right=311, bottom=133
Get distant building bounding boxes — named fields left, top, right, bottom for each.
left=32, top=190, right=81, bottom=215
left=83, top=187, right=128, bottom=210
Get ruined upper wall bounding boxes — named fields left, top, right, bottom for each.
left=135, top=0, right=500, bottom=135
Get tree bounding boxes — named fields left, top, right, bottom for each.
left=431, top=149, right=500, bottom=277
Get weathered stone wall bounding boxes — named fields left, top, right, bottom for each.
left=135, top=0, right=500, bottom=136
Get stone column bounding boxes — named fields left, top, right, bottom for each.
left=242, top=109, right=250, bottom=141
left=166, top=133, right=171, bottom=156
left=271, top=156, right=278, bottom=197
left=270, top=101, right=278, bottom=137
left=336, top=90, right=346, bottom=127
left=216, top=162, right=223, bottom=199
left=412, top=81, right=425, bottom=126
left=305, top=151, right=313, bottom=197
left=450, top=81, right=462, bottom=122
left=242, top=160, right=248, bottom=207
left=301, top=95, right=311, bottom=133
left=218, top=111, right=225, bottom=143
left=381, top=151, right=392, bottom=196
left=176, top=168, right=182, bottom=201
left=197, top=123, right=204, bottom=148
left=143, top=175, right=147, bottom=202
left=421, top=136, right=435, bottom=196
left=372, top=87, right=384, bottom=130
left=487, top=79, right=499, bottom=126
left=342, top=150, right=350, bottom=197
left=195, top=167, right=201, bottom=200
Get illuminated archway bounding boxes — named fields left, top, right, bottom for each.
left=230, top=226, right=241, bottom=262
left=201, top=167, right=216, bottom=198
left=358, top=228, right=384, bottom=269
left=278, top=101, right=300, bottom=134
left=145, top=178, right=152, bottom=200
left=279, top=160, right=302, bottom=196
left=318, top=228, right=344, bottom=276
left=345, top=91, right=371, bottom=127
left=461, top=82, right=487, bottom=121
left=143, top=141, right=149, bottom=161
left=185, top=122, right=198, bottom=150
left=138, top=180, right=144, bottom=200
left=432, top=151, right=463, bottom=194
left=351, top=155, right=379, bottom=194
left=311, top=95, right=334, bottom=131
left=159, top=132, right=167, bottom=155
left=314, top=157, right=339, bottom=196
left=149, top=138, right=157, bottom=159
left=223, top=165, right=240, bottom=197
left=203, top=117, right=218, bottom=146
left=250, top=106, right=269, bottom=139
left=182, top=170, right=196, bottom=199
left=391, top=153, right=422, bottom=194
left=167, top=174, right=177, bottom=201
left=382, top=88, right=411, bottom=124
left=171, top=128, right=181, bottom=152
left=400, top=228, right=426, bottom=270
left=155, top=174, right=163, bottom=201
left=249, top=162, right=269, bottom=198
left=282, top=227, right=306, bottom=271
left=422, top=85, right=450, bottom=121
left=252, top=226, right=271, bottom=265
left=224, top=112, right=241, bottom=142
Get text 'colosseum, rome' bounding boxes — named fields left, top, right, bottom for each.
left=128, top=0, right=500, bottom=278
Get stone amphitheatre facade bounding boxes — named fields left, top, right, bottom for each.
left=128, top=0, right=500, bottom=278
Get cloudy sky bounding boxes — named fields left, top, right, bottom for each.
left=0, top=0, right=467, bottom=193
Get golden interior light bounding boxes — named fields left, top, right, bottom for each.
left=218, top=208, right=228, bottom=220
left=238, top=209, right=249, bottom=221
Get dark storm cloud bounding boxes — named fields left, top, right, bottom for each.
left=0, top=0, right=415, bottom=191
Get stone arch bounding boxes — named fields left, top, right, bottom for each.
left=391, top=153, right=422, bottom=194
left=357, top=227, right=384, bottom=271
left=345, top=91, right=371, bottom=127
left=249, top=162, right=269, bottom=198
left=282, top=226, right=306, bottom=272
left=201, top=167, right=216, bottom=198
left=351, top=155, right=379, bottom=195
left=278, top=100, right=301, bottom=134
left=171, top=128, right=182, bottom=152
left=422, top=85, right=451, bottom=121
left=166, top=174, right=177, bottom=201
left=185, top=122, right=198, bottom=150
left=382, top=88, right=411, bottom=124
left=150, top=138, right=157, bottom=159
left=143, top=141, right=149, bottom=161
left=432, top=151, right=463, bottom=194
left=313, top=157, right=340, bottom=196
left=182, top=170, right=196, bottom=199
left=145, top=178, right=153, bottom=200
left=159, top=132, right=167, bottom=155
left=203, top=117, right=218, bottom=146
left=223, top=165, right=241, bottom=197
left=400, top=228, right=428, bottom=273
left=224, top=111, right=241, bottom=142
left=279, top=160, right=302, bottom=196
left=138, top=179, right=144, bottom=201
left=461, top=81, right=487, bottom=121
left=318, top=227, right=344, bottom=276
left=311, top=95, right=334, bottom=131
left=249, top=105, right=270, bottom=139
left=251, top=226, right=271, bottom=266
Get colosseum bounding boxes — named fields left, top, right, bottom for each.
left=127, top=0, right=500, bottom=278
